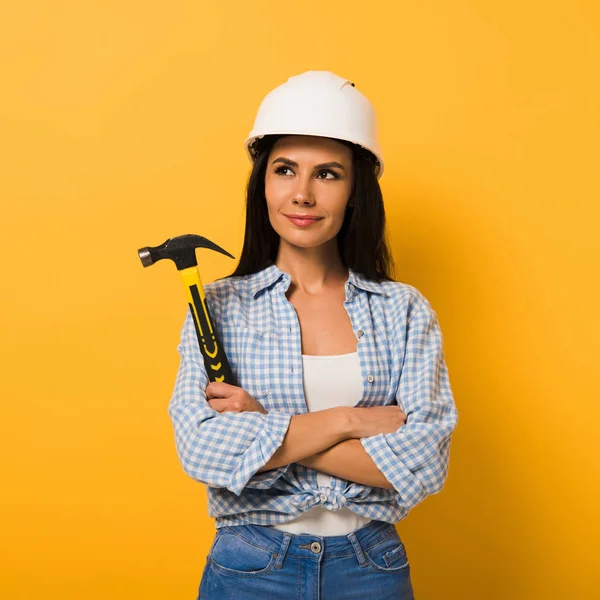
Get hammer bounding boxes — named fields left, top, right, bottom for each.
left=137, top=234, right=236, bottom=385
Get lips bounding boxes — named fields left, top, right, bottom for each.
left=284, top=215, right=323, bottom=227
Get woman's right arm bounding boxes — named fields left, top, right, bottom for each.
left=257, top=405, right=406, bottom=472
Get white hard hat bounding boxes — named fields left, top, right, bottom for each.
left=244, top=70, right=384, bottom=179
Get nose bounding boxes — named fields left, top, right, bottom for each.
left=292, top=176, right=315, bottom=206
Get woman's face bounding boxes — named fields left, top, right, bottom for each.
left=264, top=135, right=354, bottom=252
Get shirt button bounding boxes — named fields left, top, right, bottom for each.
left=367, top=374, right=374, bottom=383
left=319, top=493, right=327, bottom=503
left=310, top=542, right=322, bottom=553
left=357, top=329, right=364, bottom=338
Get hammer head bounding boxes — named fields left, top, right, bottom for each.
left=138, top=234, right=235, bottom=270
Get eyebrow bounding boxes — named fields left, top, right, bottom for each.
left=271, top=157, right=346, bottom=171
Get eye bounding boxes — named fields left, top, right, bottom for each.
left=317, top=170, right=339, bottom=180
left=274, top=166, right=293, bottom=176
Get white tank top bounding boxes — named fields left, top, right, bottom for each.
left=271, top=352, right=373, bottom=536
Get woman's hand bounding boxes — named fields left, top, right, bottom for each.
left=348, top=405, right=408, bottom=438
left=205, top=381, right=268, bottom=415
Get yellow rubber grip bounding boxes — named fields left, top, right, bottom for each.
left=179, top=266, right=214, bottom=338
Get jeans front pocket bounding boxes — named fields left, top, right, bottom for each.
left=365, top=528, right=411, bottom=574
left=209, top=527, right=276, bottom=578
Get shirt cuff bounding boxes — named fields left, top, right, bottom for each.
left=228, top=411, right=292, bottom=496
left=243, top=463, right=292, bottom=490
left=360, top=434, right=428, bottom=508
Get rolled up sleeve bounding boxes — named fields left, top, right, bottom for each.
left=361, top=296, right=458, bottom=510
left=168, top=309, right=292, bottom=496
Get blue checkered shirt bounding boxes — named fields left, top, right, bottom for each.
left=168, top=261, right=458, bottom=528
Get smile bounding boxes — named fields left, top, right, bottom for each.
left=284, top=215, right=323, bottom=227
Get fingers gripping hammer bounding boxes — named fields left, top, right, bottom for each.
left=138, top=234, right=236, bottom=385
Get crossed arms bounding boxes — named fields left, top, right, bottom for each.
left=168, top=297, right=458, bottom=509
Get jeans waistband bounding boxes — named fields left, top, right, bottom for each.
left=216, top=519, right=398, bottom=568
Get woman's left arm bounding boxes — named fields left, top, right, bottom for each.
left=302, top=295, right=459, bottom=508
left=298, top=438, right=394, bottom=488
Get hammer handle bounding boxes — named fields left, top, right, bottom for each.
left=179, top=267, right=236, bottom=385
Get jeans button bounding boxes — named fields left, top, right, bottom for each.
left=310, top=542, right=321, bottom=554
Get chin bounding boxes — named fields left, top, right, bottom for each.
left=272, top=220, right=337, bottom=249
left=285, top=238, right=321, bottom=249
left=284, top=232, right=339, bottom=251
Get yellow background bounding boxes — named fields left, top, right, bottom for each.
left=1, top=1, right=598, bottom=598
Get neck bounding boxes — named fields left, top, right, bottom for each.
left=275, top=239, right=348, bottom=295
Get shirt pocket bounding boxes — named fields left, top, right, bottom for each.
left=219, top=325, right=271, bottom=400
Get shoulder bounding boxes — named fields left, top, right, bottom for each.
left=371, top=282, right=444, bottom=350
left=204, top=275, right=249, bottom=300
left=377, top=279, right=434, bottom=322
left=202, top=273, right=256, bottom=322
left=204, top=275, right=241, bottom=300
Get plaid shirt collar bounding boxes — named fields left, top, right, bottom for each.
left=245, top=261, right=391, bottom=299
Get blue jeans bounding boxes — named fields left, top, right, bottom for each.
left=198, top=519, right=415, bottom=599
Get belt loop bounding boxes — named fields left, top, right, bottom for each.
left=273, top=533, right=292, bottom=569
left=347, top=531, right=368, bottom=568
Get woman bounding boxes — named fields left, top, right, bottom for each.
left=168, top=70, right=458, bottom=599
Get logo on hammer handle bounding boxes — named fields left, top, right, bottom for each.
left=137, top=234, right=236, bottom=385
